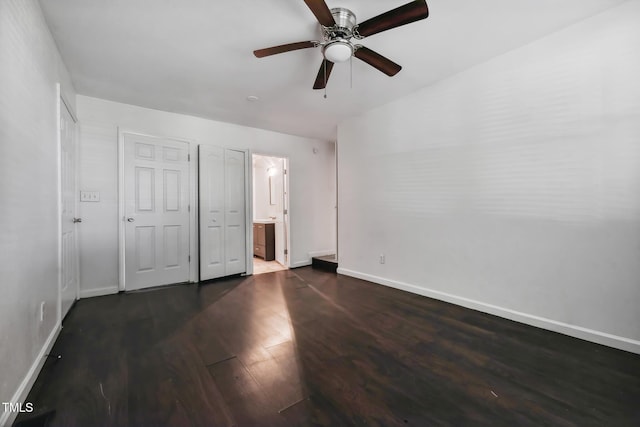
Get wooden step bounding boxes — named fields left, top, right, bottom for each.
left=311, top=254, right=337, bottom=273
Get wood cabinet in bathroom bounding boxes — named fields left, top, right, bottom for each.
left=253, top=222, right=275, bottom=261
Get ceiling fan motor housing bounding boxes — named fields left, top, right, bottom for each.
left=321, top=8, right=357, bottom=62
left=327, top=7, right=357, bottom=37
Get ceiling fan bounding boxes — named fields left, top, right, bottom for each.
left=253, top=0, right=429, bottom=90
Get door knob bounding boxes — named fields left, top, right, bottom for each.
left=73, top=218, right=82, bottom=223
left=127, top=217, right=135, bottom=222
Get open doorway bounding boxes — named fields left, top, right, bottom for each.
left=252, top=154, right=289, bottom=275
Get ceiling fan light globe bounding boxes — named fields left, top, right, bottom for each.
left=323, top=41, right=352, bottom=63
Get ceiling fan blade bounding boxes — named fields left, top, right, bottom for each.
left=303, top=0, right=336, bottom=27
left=354, top=47, right=402, bottom=76
left=313, top=59, right=334, bottom=89
left=254, top=41, right=317, bottom=58
left=356, top=0, right=429, bottom=38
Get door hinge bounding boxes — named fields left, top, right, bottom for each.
left=284, top=249, right=288, bottom=255
left=283, top=169, right=287, bottom=175
left=188, top=255, right=191, bottom=262
left=188, top=204, right=191, bottom=212
left=188, top=154, right=191, bottom=162
left=283, top=209, right=288, bottom=215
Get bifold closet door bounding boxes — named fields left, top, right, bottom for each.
left=223, top=149, right=247, bottom=275
left=199, top=146, right=246, bottom=280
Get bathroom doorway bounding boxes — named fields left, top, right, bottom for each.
left=252, top=154, right=290, bottom=275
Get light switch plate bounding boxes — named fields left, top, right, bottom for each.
left=80, top=191, right=100, bottom=202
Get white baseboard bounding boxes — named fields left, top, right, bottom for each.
left=308, top=250, right=336, bottom=258
left=290, top=250, right=336, bottom=269
left=79, top=286, right=118, bottom=299
left=290, top=260, right=312, bottom=268
left=1, top=324, right=61, bottom=427
left=337, top=267, right=640, bottom=355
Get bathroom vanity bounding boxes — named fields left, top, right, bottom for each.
left=253, top=221, right=275, bottom=261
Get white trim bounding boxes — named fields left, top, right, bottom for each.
left=291, top=260, right=312, bottom=268
left=0, top=325, right=61, bottom=427
left=117, top=127, right=125, bottom=291
left=188, top=143, right=199, bottom=283
left=196, top=144, right=204, bottom=280
left=337, top=268, right=640, bottom=355
left=56, top=84, right=62, bottom=326
left=309, top=250, right=335, bottom=258
left=334, top=138, right=339, bottom=264
left=79, top=286, right=119, bottom=299
left=290, top=250, right=336, bottom=269
left=244, top=149, right=254, bottom=276
left=250, top=152, right=292, bottom=269
left=60, top=92, right=77, bottom=123
left=283, top=157, right=291, bottom=268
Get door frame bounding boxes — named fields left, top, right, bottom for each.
left=226, top=148, right=253, bottom=277
left=250, top=151, right=292, bottom=269
left=56, top=84, right=79, bottom=324
left=117, top=130, right=198, bottom=291
left=243, top=149, right=253, bottom=275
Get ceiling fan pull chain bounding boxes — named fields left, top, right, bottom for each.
left=324, top=60, right=328, bottom=99
left=350, top=55, right=353, bottom=89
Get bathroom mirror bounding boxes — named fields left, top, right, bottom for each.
left=269, top=176, right=276, bottom=205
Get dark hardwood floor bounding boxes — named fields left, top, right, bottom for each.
left=15, top=267, right=640, bottom=426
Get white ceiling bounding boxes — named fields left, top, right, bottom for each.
left=40, top=0, right=627, bottom=141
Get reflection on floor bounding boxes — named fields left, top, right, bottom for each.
left=253, top=256, right=288, bottom=275
left=16, top=267, right=640, bottom=426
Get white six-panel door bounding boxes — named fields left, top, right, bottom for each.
left=199, top=145, right=246, bottom=280
left=60, top=99, right=78, bottom=318
left=124, top=134, right=190, bottom=290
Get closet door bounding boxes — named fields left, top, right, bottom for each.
left=224, top=149, right=246, bottom=275
left=199, top=146, right=246, bottom=280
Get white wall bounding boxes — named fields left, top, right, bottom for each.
left=0, top=0, right=76, bottom=423
left=337, top=2, right=640, bottom=353
left=77, top=96, right=336, bottom=296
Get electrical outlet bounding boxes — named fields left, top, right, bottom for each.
left=80, top=191, right=100, bottom=202
left=40, top=301, right=45, bottom=322
left=379, top=254, right=385, bottom=264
